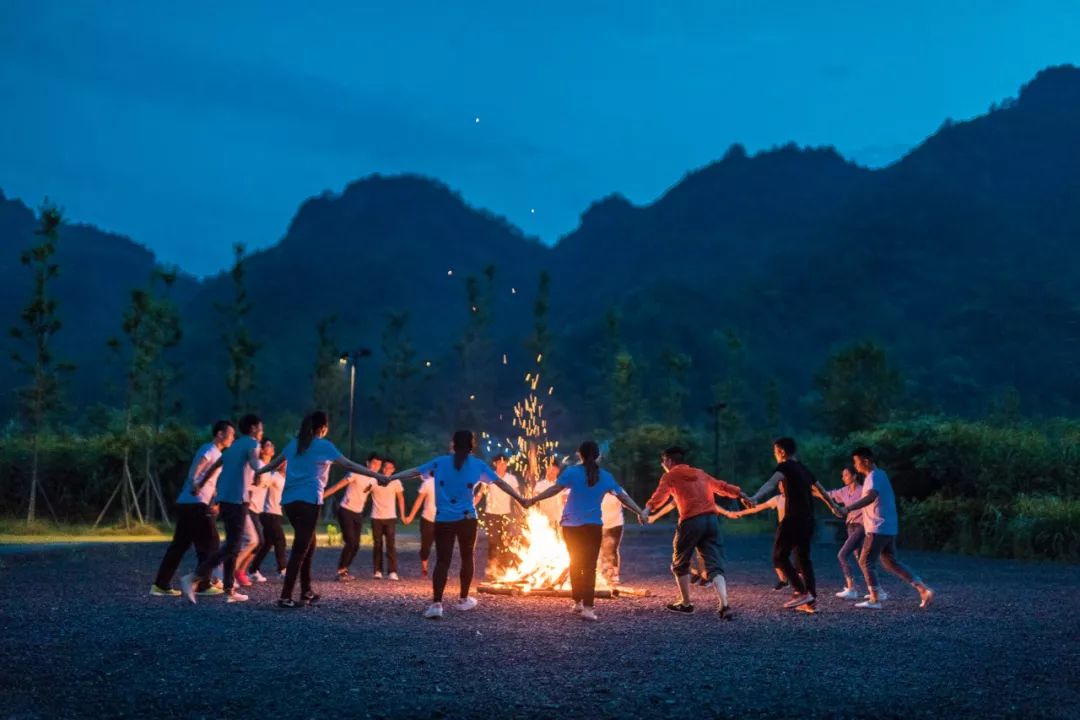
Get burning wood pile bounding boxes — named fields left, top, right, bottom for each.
left=477, top=509, right=649, bottom=599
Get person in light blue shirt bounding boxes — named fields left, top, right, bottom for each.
left=392, top=430, right=528, bottom=620
left=841, top=447, right=935, bottom=610
left=253, top=411, right=389, bottom=608
left=527, top=441, right=645, bottom=621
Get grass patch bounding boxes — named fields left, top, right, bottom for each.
left=0, top=518, right=170, bottom=543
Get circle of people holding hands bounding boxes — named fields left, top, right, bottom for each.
left=152, top=410, right=934, bottom=620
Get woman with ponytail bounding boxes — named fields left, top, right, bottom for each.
left=255, top=411, right=390, bottom=608
left=526, top=441, right=646, bottom=621
left=391, top=430, right=528, bottom=619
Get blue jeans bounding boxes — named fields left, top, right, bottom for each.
left=838, top=523, right=865, bottom=584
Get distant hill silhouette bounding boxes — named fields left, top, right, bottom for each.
left=2, top=65, right=1078, bottom=429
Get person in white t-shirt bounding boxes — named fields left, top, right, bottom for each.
left=474, top=454, right=521, bottom=576
left=238, top=438, right=275, bottom=583
left=599, top=491, right=626, bottom=585
left=841, top=447, right=934, bottom=610
left=250, top=441, right=287, bottom=579
left=150, top=420, right=235, bottom=597
left=403, top=472, right=437, bottom=576
left=370, top=458, right=405, bottom=580
left=324, top=452, right=381, bottom=582
left=532, top=458, right=567, bottom=533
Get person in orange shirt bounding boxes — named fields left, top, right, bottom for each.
left=642, top=446, right=751, bottom=618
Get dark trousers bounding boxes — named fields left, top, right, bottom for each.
left=154, top=503, right=218, bottom=588
left=773, top=517, right=816, bottom=597
left=194, top=501, right=247, bottom=590
left=282, top=501, right=320, bottom=600
left=600, top=526, right=624, bottom=581
left=860, top=533, right=919, bottom=589
left=563, top=524, right=603, bottom=608
left=337, top=506, right=364, bottom=571
left=432, top=519, right=478, bottom=602
left=251, top=513, right=287, bottom=574
left=419, top=518, right=436, bottom=562
left=372, top=518, right=398, bottom=573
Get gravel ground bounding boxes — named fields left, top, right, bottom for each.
left=1, top=528, right=1078, bottom=720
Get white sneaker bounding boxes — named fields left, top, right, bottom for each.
left=226, top=589, right=249, bottom=603
left=180, top=573, right=198, bottom=604
left=855, top=600, right=882, bottom=609
left=423, top=602, right=444, bottom=620
left=388, top=572, right=400, bottom=581
left=919, top=587, right=935, bottom=609
left=835, top=587, right=861, bottom=600
left=572, top=601, right=584, bottom=614
left=581, top=608, right=598, bottom=621
left=251, top=571, right=268, bottom=583
left=864, top=589, right=889, bottom=601
left=373, top=571, right=383, bottom=579
left=455, top=596, right=478, bottom=611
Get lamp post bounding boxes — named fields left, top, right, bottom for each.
left=340, top=348, right=372, bottom=460
left=706, top=402, right=728, bottom=478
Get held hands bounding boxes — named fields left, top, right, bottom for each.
left=716, top=507, right=740, bottom=519
left=738, top=493, right=756, bottom=509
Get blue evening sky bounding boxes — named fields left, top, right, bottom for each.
left=1, top=1, right=1077, bottom=276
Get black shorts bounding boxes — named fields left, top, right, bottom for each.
left=672, top=513, right=725, bottom=579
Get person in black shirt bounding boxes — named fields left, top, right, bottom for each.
left=749, top=437, right=843, bottom=611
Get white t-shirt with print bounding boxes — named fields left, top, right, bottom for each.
left=370, top=479, right=403, bottom=520
left=340, top=473, right=375, bottom=513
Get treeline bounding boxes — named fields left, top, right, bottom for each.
left=2, top=204, right=1078, bottom=561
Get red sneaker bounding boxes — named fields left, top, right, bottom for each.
left=235, top=570, right=253, bottom=587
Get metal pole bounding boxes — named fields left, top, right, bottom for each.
left=348, top=362, right=357, bottom=459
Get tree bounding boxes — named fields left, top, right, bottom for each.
left=9, top=201, right=72, bottom=524
left=525, top=270, right=551, bottom=364
left=99, top=269, right=183, bottom=526
left=456, top=265, right=497, bottom=428
left=813, top=340, right=903, bottom=437
left=657, top=350, right=692, bottom=425
left=375, top=311, right=421, bottom=438
left=216, top=243, right=258, bottom=415
left=312, top=315, right=347, bottom=426
left=599, top=309, right=642, bottom=433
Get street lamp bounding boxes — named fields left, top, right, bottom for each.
left=340, top=348, right=372, bottom=459
left=706, top=402, right=728, bottom=478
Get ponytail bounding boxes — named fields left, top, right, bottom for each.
left=579, top=440, right=601, bottom=487
left=452, top=430, right=474, bottom=471
left=297, top=411, right=329, bottom=455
